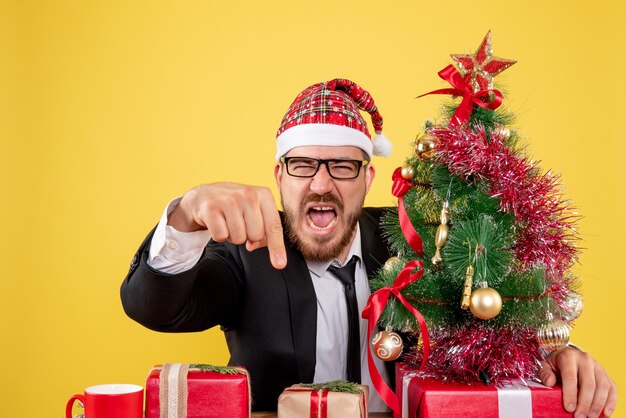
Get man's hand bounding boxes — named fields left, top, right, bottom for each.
left=539, top=346, right=617, bottom=417
left=168, top=183, right=287, bottom=269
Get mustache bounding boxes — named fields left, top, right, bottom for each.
left=301, top=193, right=343, bottom=211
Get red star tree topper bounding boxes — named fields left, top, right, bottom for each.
left=451, top=31, right=517, bottom=92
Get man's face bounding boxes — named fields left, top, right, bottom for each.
left=275, top=145, right=375, bottom=262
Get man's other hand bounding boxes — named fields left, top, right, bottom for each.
left=539, top=346, right=617, bottom=417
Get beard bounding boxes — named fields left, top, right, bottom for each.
left=282, top=193, right=363, bottom=262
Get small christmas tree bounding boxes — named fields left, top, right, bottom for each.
left=366, top=32, right=583, bottom=387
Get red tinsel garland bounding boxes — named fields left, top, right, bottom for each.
left=430, top=126, right=579, bottom=282
left=404, top=323, right=543, bottom=385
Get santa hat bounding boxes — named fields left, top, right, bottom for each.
left=275, top=78, right=392, bottom=160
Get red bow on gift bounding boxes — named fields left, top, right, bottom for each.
left=362, top=260, right=430, bottom=415
left=418, top=64, right=503, bottom=128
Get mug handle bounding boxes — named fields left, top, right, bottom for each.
left=66, top=394, right=85, bottom=418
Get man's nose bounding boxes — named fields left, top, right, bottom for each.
left=309, top=163, right=335, bottom=195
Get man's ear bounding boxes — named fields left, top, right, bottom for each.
left=274, top=162, right=283, bottom=189
left=364, top=163, right=376, bottom=194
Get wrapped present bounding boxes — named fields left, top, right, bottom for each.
left=277, top=381, right=368, bottom=418
left=396, top=363, right=594, bottom=418
left=146, top=363, right=250, bottom=418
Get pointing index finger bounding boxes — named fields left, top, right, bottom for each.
left=259, top=190, right=286, bottom=269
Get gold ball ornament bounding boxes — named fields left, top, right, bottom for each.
left=400, top=165, right=416, bottom=180
left=537, top=318, right=570, bottom=351
left=371, top=327, right=404, bottom=361
left=383, top=256, right=405, bottom=273
left=469, top=287, right=502, bottom=320
left=414, top=134, right=439, bottom=160
left=492, top=125, right=511, bottom=140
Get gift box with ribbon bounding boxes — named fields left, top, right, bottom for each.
left=145, top=363, right=251, bottom=418
left=277, top=381, right=368, bottom=418
left=396, top=363, right=593, bottom=418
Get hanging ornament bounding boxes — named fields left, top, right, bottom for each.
left=414, top=133, right=439, bottom=160
left=400, top=164, right=416, bottom=180
left=469, top=281, right=502, bottom=320
left=383, top=256, right=405, bottom=273
left=564, top=290, right=584, bottom=320
left=431, top=201, right=449, bottom=264
left=371, top=326, right=404, bottom=361
left=460, top=265, right=474, bottom=310
left=537, top=312, right=570, bottom=351
left=492, top=124, right=511, bottom=140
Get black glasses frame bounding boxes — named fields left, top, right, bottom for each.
left=281, top=157, right=370, bottom=180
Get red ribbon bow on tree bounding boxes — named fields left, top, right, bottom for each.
left=362, top=260, right=430, bottom=415
left=418, top=64, right=503, bottom=128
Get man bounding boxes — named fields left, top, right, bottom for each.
left=121, top=79, right=617, bottom=416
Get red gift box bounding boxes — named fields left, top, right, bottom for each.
left=395, top=363, right=594, bottom=418
left=146, top=364, right=250, bottom=418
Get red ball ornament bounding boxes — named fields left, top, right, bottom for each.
left=371, top=326, right=404, bottom=361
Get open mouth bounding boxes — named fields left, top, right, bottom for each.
left=306, top=206, right=338, bottom=231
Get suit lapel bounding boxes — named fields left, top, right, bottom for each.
left=359, top=208, right=391, bottom=280
left=281, top=241, right=317, bottom=383
left=358, top=207, right=398, bottom=387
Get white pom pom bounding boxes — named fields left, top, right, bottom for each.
left=372, top=132, right=392, bottom=157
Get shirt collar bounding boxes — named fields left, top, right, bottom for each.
left=306, top=224, right=362, bottom=278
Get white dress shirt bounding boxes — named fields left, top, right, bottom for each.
left=148, top=199, right=391, bottom=412
left=305, top=227, right=390, bottom=412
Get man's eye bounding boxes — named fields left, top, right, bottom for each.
left=289, top=159, right=318, bottom=174
left=291, top=160, right=316, bottom=169
left=330, top=162, right=357, bottom=172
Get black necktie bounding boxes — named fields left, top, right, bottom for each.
left=328, top=255, right=361, bottom=383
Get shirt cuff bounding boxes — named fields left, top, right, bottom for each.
left=148, top=197, right=212, bottom=274
left=539, top=342, right=583, bottom=359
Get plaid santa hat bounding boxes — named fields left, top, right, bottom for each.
left=275, top=78, right=392, bottom=160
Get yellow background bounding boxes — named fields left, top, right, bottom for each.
left=1, top=1, right=624, bottom=416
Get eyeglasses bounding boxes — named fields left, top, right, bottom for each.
left=281, top=157, right=369, bottom=180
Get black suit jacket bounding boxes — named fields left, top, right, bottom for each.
left=121, top=207, right=392, bottom=411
